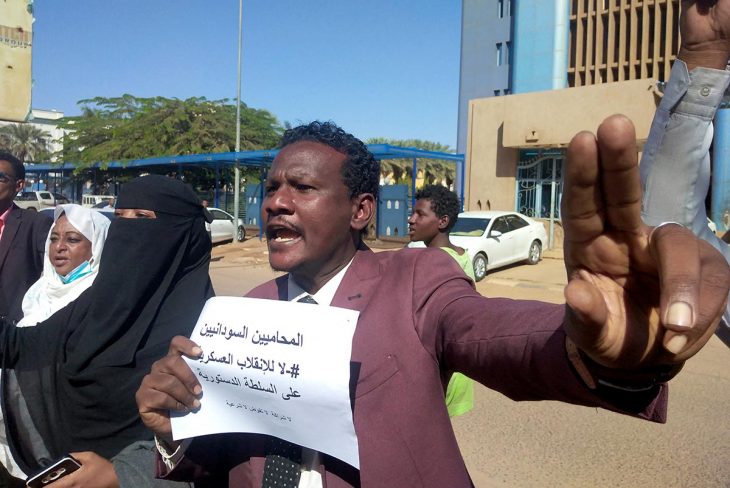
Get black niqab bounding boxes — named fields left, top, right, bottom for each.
left=1, top=175, right=214, bottom=473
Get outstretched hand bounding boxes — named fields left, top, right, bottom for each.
left=679, top=0, right=730, bottom=69
left=561, top=115, right=729, bottom=372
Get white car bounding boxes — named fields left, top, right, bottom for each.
left=14, top=191, right=56, bottom=211
left=409, top=210, right=547, bottom=281
left=82, top=194, right=115, bottom=208
left=206, top=207, right=245, bottom=243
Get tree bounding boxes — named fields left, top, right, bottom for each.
left=366, top=137, right=456, bottom=188
left=58, top=95, right=282, bottom=169
left=361, top=138, right=456, bottom=241
left=0, top=123, right=53, bottom=162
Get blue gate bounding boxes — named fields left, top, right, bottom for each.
left=244, top=184, right=263, bottom=226
left=377, top=185, right=409, bottom=237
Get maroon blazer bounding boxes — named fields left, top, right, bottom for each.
left=163, top=246, right=667, bottom=487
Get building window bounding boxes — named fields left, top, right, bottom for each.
left=505, top=41, right=510, bottom=64
left=506, top=0, right=511, bottom=16
left=493, top=90, right=500, bottom=97
left=498, top=0, right=504, bottom=18
left=496, top=42, right=503, bottom=65
left=503, top=89, right=510, bottom=95
left=516, top=154, right=564, bottom=218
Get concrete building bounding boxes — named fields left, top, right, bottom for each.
left=0, top=1, right=66, bottom=164
left=457, top=0, right=513, bottom=153
left=458, top=0, right=729, bottom=236
left=0, top=0, right=33, bottom=123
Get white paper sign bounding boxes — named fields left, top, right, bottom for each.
left=170, top=296, right=360, bottom=469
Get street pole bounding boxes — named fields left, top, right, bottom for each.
left=233, top=0, right=243, bottom=241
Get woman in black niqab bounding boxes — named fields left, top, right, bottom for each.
left=0, top=175, right=214, bottom=483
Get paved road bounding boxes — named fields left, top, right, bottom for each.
left=210, top=240, right=730, bottom=487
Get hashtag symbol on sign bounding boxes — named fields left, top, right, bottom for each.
left=288, top=363, right=300, bottom=379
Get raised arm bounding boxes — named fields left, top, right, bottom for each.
left=640, top=0, right=730, bottom=343
left=563, top=115, right=728, bottom=380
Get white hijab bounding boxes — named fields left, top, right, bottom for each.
left=0, top=205, right=110, bottom=479
left=17, top=204, right=111, bottom=327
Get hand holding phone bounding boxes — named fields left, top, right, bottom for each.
left=26, top=455, right=81, bottom=487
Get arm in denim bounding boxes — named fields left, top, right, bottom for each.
left=640, top=59, right=730, bottom=344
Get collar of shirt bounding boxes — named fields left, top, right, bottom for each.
left=286, top=257, right=355, bottom=305
left=0, top=203, right=14, bottom=240
left=0, top=203, right=14, bottom=224
left=285, top=257, right=354, bottom=488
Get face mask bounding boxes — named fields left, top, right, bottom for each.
left=60, top=260, right=93, bottom=284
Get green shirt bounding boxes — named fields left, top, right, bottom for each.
left=440, top=246, right=476, bottom=281
left=439, top=246, right=475, bottom=417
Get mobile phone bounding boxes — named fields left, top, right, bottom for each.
left=26, top=455, right=82, bottom=487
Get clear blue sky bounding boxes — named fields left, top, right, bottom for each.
left=31, top=0, right=463, bottom=149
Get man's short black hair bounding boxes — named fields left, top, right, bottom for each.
left=415, top=185, right=461, bottom=232
left=0, top=151, right=24, bottom=180
left=279, top=121, right=380, bottom=200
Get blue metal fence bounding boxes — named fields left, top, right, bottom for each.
left=244, top=183, right=263, bottom=227
left=377, top=185, right=409, bottom=237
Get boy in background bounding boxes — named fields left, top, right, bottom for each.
left=408, top=184, right=474, bottom=417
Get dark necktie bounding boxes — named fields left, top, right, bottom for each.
left=261, top=438, right=303, bottom=488
left=297, top=295, right=318, bottom=305
left=261, top=294, right=318, bottom=487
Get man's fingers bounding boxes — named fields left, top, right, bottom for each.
left=596, top=115, right=644, bottom=234
left=649, top=223, right=729, bottom=357
left=139, top=379, right=200, bottom=417
left=168, top=335, right=203, bottom=358
left=162, top=336, right=203, bottom=399
left=564, top=272, right=609, bottom=351
left=562, top=131, right=604, bottom=244
left=148, top=353, right=202, bottom=409
left=649, top=224, right=700, bottom=355
left=563, top=115, right=643, bottom=246
left=136, top=351, right=202, bottom=440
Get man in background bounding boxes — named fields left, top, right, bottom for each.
left=408, top=184, right=474, bottom=417
left=0, top=151, right=51, bottom=324
left=0, top=151, right=51, bottom=482
left=640, top=0, right=730, bottom=345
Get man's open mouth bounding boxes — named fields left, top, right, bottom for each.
left=268, top=226, right=302, bottom=243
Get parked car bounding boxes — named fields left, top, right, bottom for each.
left=51, top=193, right=70, bottom=204
left=408, top=210, right=547, bottom=282
left=82, top=195, right=115, bottom=208
left=91, top=198, right=115, bottom=209
left=14, top=191, right=57, bottom=211
left=207, top=207, right=245, bottom=243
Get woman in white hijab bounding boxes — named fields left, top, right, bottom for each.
left=0, top=204, right=110, bottom=480
left=17, top=204, right=110, bottom=327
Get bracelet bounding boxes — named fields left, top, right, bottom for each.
left=565, top=337, right=596, bottom=389
left=565, top=337, right=680, bottom=392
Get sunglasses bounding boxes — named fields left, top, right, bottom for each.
left=0, top=171, right=16, bottom=183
